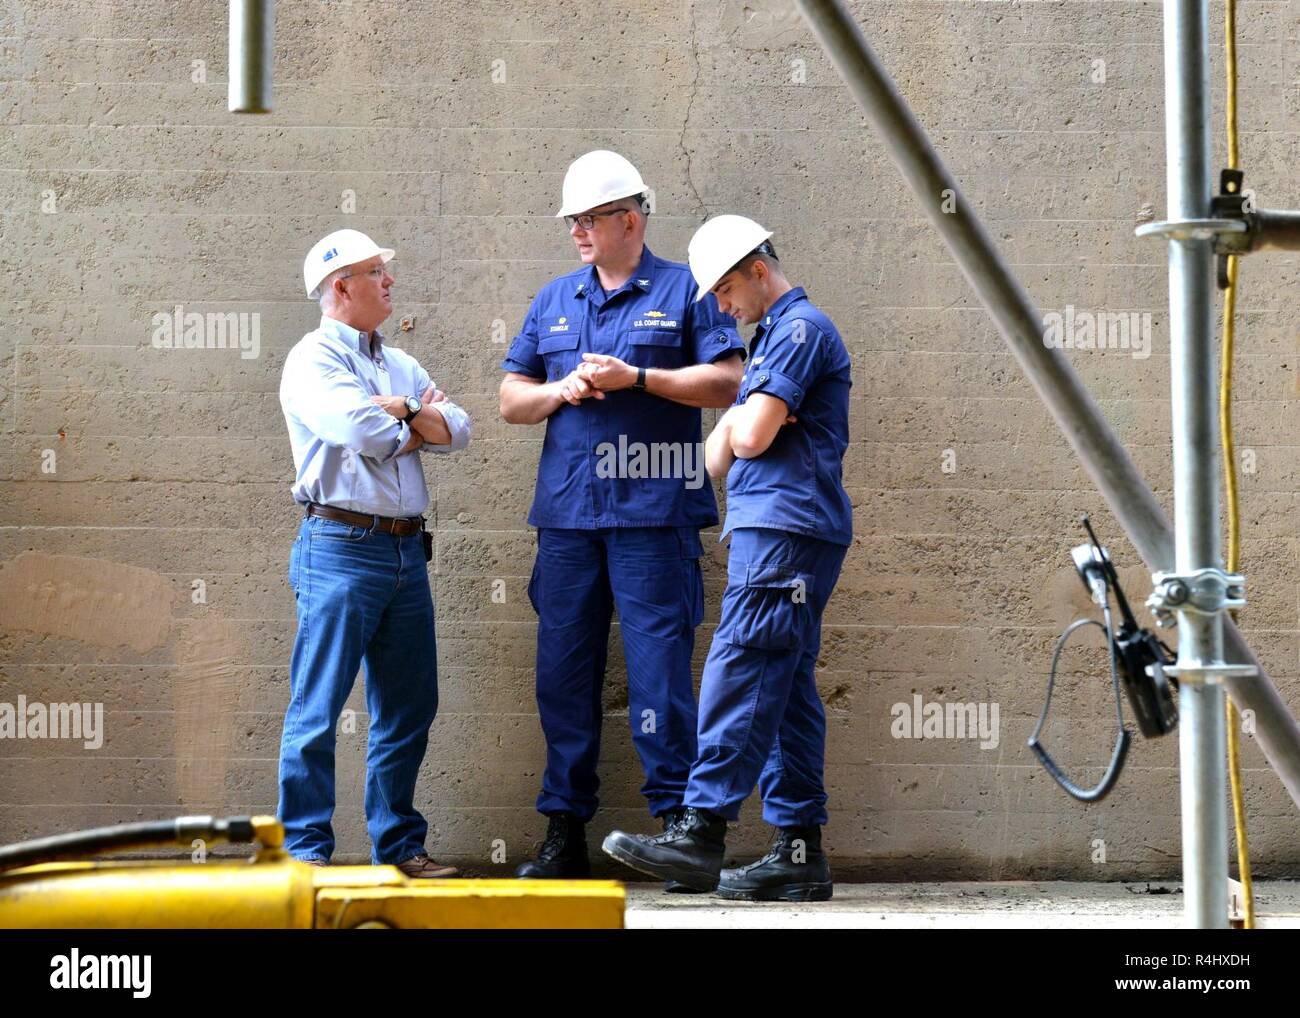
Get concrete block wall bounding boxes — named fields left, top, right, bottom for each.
left=1, top=0, right=1297, bottom=879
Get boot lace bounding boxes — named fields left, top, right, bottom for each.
left=656, top=806, right=694, bottom=842
left=736, top=830, right=784, bottom=873
left=536, top=816, right=571, bottom=860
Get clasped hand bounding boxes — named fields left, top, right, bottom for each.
left=555, top=353, right=637, bottom=406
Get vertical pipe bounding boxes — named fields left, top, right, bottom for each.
left=1163, top=0, right=1228, bottom=930
left=1181, top=686, right=1228, bottom=925
left=229, top=0, right=274, bottom=114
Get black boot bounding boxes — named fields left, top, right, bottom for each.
left=515, top=813, right=590, bottom=879
left=716, top=825, right=832, bottom=901
left=602, top=807, right=727, bottom=891
left=660, top=807, right=706, bottom=894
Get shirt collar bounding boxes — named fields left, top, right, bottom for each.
left=319, top=314, right=384, bottom=356
left=629, top=246, right=657, bottom=292
left=575, top=246, right=659, bottom=299
left=755, top=286, right=809, bottom=340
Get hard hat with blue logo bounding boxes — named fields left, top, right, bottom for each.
left=303, top=229, right=395, bottom=298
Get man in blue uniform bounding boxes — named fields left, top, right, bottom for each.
left=500, top=152, right=745, bottom=878
left=602, top=215, right=853, bottom=900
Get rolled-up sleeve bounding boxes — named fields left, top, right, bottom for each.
left=687, top=291, right=746, bottom=366
left=423, top=395, right=472, bottom=453
left=282, top=343, right=407, bottom=462
left=501, top=301, right=544, bottom=378
left=745, top=316, right=827, bottom=415
left=413, top=363, right=472, bottom=453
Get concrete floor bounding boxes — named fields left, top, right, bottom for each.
left=623, top=881, right=1300, bottom=929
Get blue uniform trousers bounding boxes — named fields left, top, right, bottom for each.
left=684, top=527, right=847, bottom=827
left=528, top=526, right=704, bottom=822
left=278, top=514, right=439, bottom=864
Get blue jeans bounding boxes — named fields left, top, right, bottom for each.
left=278, top=513, right=439, bottom=864
left=528, top=526, right=704, bottom=822
left=684, top=528, right=847, bottom=827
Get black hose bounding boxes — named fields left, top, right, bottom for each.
left=1028, top=601, right=1133, bottom=802
left=0, top=816, right=256, bottom=873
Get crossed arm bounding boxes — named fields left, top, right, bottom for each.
left=370, top=386, right=456, bottom=453
left=705, top=393, right=798, bottom=478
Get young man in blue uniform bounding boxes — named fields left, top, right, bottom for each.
left=602, top=215, right=853, bottom=901
left=499, top=152, right=745, bottom=878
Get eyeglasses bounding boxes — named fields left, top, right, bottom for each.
left=564, top=208, right=631, bottom=230
left=342, top=264, right=392, bottom=281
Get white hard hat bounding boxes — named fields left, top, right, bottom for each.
left=556, top=150, right=649, bottom=219
left=303, top=229, right=395, bottom=297
left=687, top=214, right=775, bottom=302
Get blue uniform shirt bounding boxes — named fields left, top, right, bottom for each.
left=502, top=246, right=745, bottom=529
left=722, top=287, right=853, bottom=547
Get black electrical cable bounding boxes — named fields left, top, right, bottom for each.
left=0, top=816, right=257, bottom=872
left=1028, top=593, right=1132, bottom=802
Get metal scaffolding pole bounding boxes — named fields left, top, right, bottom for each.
left=793, top=0, right=1300, bottom=921
left=1159, top=0, right=1228, bottom=928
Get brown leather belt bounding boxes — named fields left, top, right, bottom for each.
left=306, top=502, right=424, bottom=537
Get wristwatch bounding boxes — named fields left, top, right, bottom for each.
left=402, top=396, right=422, bottom=422
left=633, top=367, right=647, bottom=390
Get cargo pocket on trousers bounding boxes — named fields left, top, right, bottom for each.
left=717, top=564, right=813, bottom=651
left=678, top=528, right=705, bottom=630
left=686, top=558, right=705, bottom=630
left=526, top=555, right=541, bottom=617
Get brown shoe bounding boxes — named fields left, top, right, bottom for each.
left=395, top=853, right=458, bottom=878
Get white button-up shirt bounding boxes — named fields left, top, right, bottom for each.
left=280, top=315, right=471, bottom=517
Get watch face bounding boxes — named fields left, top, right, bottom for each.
left=406, top=397, right=422, bottom=414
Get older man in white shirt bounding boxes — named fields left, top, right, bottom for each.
left=277, top=229, right=470, bottom=876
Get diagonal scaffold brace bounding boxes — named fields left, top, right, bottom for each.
left=794, top=0, right=1300, bottom=928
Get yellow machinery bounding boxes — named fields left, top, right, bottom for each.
left=0, top=816, right=623, bottom=929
